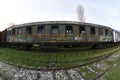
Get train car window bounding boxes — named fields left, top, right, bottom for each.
left=110, top=31, right=112, bottom=35
left=6, top=31, right=9, bottom=35
left=105, top=29, right=108, bottom=35
left=80, top=26, right=85, bottom=34
left=26, top=27, right=32, bottom=35
left=66, top=25, right=73, bottom=34
left=7, top=31, right=11, bottom=35
left=90, top=27, right=95, bottom=35
left=12, top=29, right=15, bottom=35
left=51, top=26, right=59, bottom=34
left=17, top=28, right=22, bottom=35
left=37, top=26, right=44, bottom=34
left=99, top=28, right=103, bottom=35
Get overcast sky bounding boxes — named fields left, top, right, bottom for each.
left=0, top=0, right=120, bottom=31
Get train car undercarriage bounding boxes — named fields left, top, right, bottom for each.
left=1, top=41, right=119, bottom=50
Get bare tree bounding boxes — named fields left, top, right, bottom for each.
left=77, top=4, right=85, bottom=22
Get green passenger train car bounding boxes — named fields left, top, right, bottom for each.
left=5, top=21, right=114, bottom=49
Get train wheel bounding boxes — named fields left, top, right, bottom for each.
left=92, top=44, right=97, bottom=49
left=22, top=45, right=32, bottom=50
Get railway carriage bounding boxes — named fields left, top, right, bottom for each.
left=0, top=21, right=120, bottom=50
left=113, top=29, right=120, bottom=43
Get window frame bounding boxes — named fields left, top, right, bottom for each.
left=12, top=28, right=15, bottom=35
left=51, top=25, right=59, bottom=34
left=66, top=25, right=73, bottom=34
left=79, top=25, right=85, bottom=34
left=37, top=26, right=45, bottom=34
left=17, top=28, right=22, bottom=35
left=26, top=27, right=32, bottom=35
left=90, top=27, right=96, bottom=35
left=105, top=29, right=108, bottom=35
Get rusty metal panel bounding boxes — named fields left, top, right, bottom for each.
left=103, top=28, right=106, bottom=36
left=17, top=35, right=24, bottom=42
left=45, top=25, right=51, bottom=34
left=95, top=27, right=99, bottom=36
left=1, top=30, right=6, bottom=43
left=59, top=25, right=66, bottom=34
left=74, top=34, right=85, bottom=41
left=22, top=27, right=26, bottom=42
left=26, top=35, right=34, bottom=42
left=73, top=25, right=79, bottom=35
left=88, top=35, right=99, bottom=42
left=85, top=26, right=90, bottom=41
left=32, top=26, right=37, bottom=35
left=58, top=25, right=66, bottom=41
left=66, top=35, right=74, bottom=41
left=34, top=34, right=45, bottom=41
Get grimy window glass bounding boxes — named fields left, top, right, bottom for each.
left=17, top=28, right=22, bottom=35
left=37, top=26, right=44, bottom=34
left=26, top=27, right=32, bottom=35
left=7, top=31, right=11, bottom=35
left=80, top=26, right=85, bottom=34
left=51, top=25, right=59, bottom=34
left=66, top=25, right=73, bottom=34
left=90, top=27, right=95, bottom=35
left=105, top=29, right=108, bottom=35
left=12, top=29, right=15, bottom=35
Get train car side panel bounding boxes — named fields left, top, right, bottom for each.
left=1, top=30, right=6, bottom=44
left=113, top=30, right=120, bottom=42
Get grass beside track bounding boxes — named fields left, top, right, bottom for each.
left=104, top=58, right=120, bottom=80
left=0, top=46, right=119, bottom=68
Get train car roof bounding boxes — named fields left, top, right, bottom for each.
left=7, top=21, right=111, bottom=29
left=112, top=28, right=120, bottom=33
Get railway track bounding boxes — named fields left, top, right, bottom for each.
left=1, top=47, right=119, bottom=70
left=53, top=52, right=120, bottom=80
left=0, top=47, right=120, bottom=80
left=0, top=71, right=9, bottom=80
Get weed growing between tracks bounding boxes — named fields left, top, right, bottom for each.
left=105, top=62, right=120, bottom=80
left=0, top=46, right=119, bottom=68
left=103, top=56, right=120, bottom=80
